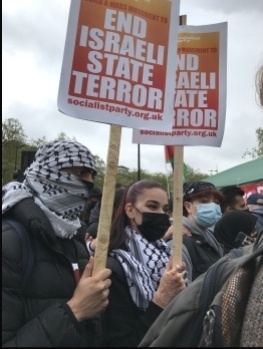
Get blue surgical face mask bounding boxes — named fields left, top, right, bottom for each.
left=194, top=202, right=222, bottom=228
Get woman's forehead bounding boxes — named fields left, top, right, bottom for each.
left=137, top=188, right=167, bottom=201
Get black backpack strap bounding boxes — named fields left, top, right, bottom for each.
left=187, top=244, right=263, bottom=347
left=183, top=257, right=229, bottom=347
left=183, top=236, right=200, bottom=280
left=183, top=236, right=197, bottom=262
left=4, top=218, right=34, bottom=292
left=106, top=255, right=125, bottom=280
left=199, top=245, right=263, bottom=347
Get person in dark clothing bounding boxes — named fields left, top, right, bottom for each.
left=86, top=201, right=101, bottom=238
left=81, top=187, right=102, bottom=229
left=2, top=140, right=111, bottom=347
left=85, top=186, right=126, bottom=239
left=247, top=193, right=263, bottom=234
left=87, top=180, right=187, bottom=347
left=219, top=185, right=248, bottom=214
left=181, top=181, right=224, bottom=282
left=80, top=187, right=102, bottom=240
left=112, top=185, right=127, bottom=220
left=214, top=210, right=258, bottom=255
left=138, top=62, right=263, bottom=349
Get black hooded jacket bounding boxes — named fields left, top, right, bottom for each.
left=86, top=202, right=101, bottom=238
left=2, top=198, right=98, bottom=347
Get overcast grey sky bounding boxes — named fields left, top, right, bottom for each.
left=3, top=0, right=263, bottom=176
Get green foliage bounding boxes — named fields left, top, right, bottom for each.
left=116, top=166, right=137, bottom=187
left=1, top=118, right=87, bottom=184
left=29, top=136, right=48, bottom=148
left=184, top=165, right=209, bottom=182
left=242, top=127, right=263, bottom=159
left=2, top=117, right=211, bottom=188
left=165, top=165, right=209, bottom=195
left=93, top=155, right=106, bottom=189
left=140, top=170, right=168, bottom=189
left=2, top=118, right=28, bottom=183
left=2, top=118, right=26, bottom=143
left=56, top=132, right=77, bottom=142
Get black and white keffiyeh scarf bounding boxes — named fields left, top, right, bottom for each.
left=110, top=226, right=171, bottom=310
left=2, top=140, right=96, bottom=239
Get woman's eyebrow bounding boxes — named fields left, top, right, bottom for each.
left=146, top=200, right=168, bottom=207
left=145, top=200, right=159, bottom=204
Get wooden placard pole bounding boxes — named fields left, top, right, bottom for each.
left=171, top=144, right=184, bottom=266
left=172, top=14, right=187, bottom=267
left=93, top=124, right=122, bottom=275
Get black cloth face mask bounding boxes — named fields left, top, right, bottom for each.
left=137, top=211, right=171, bottom=242
left=81, top=180, right=94, bottom=193
left=87, top=200, right=97, bottom=211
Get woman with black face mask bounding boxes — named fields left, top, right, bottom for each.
left=87, top=180, right=187, bottom=347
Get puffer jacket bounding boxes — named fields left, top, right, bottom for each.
left=138, top=236, right=263, bottom=347
left=2, top=198, right=98, bottom=347
left=86, top=202, right=101, bottom=238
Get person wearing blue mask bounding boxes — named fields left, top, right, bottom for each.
left=181, top=181, right=224, bottom=282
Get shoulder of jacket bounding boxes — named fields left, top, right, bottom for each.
left=7, top=198, right=54, bottom=236
left=106, top=256, right=125, bottom=280
left=2, top=219, right=26, bottom=268
left=2, top=220, right=22, bottom=238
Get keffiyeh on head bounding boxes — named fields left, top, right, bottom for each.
left=2, top=140, right=97, bottom=238
left=28, top=139, right=97, bottom=175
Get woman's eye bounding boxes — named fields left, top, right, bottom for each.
left=148, top=205, right=158, bottom=210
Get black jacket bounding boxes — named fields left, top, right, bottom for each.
left=100, top=257, right=163, bottom=347
left=86, top=202, right=101, bottom=238
left=138, top=237, right=263, bottom=347
left=183, top=234, right=223, bottom=281
left=2, top=198, right=98, bottom=347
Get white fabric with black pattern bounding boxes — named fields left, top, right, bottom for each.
left=110, top=226, right=171, bottom=310
left=2, top=140, right=96, bottom=239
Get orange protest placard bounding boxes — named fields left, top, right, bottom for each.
left=58, top=0, right=180, bottom=131
left=133, top=22, right=227, bottom=146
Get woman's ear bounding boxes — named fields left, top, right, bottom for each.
left=125, top=203, right=134, bottom=219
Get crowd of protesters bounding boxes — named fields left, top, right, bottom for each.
left=2, top=63, right=263, bottom=347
